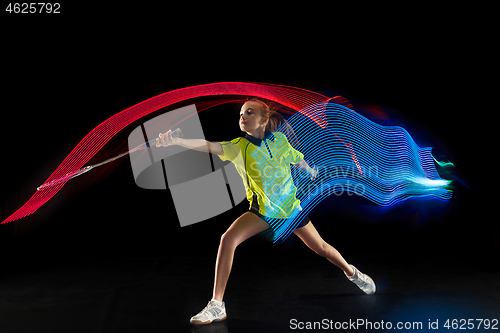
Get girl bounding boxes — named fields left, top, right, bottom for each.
left=156, top=99, right=376, bottom=325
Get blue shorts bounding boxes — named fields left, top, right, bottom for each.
left=249, top=194, right=310, bottom=229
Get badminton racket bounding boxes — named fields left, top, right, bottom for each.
left=36, top=128, right=182, bottom=191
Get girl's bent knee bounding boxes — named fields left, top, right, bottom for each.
left=314, top=243, right=329, bottom=258
left=220, top=232, right=239, bottom=250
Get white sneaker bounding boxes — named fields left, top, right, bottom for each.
left=190, top=300, right=227, bottom=325
left=345, top=265, right=376, bottom=295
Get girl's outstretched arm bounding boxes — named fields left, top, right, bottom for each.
left=156, top=129, right=223, bottom=156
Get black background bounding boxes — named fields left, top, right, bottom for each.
left=0, top=4, right=496, bottom=332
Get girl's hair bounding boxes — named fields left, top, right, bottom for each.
left=248, top=97, right=285, bottom=132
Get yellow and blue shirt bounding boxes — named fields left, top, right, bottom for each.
left=218, top=131, right=304, bottom=220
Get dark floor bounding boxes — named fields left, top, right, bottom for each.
left=1, top=245, right=498, bottom=333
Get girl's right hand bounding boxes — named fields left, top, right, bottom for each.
left=310, top=166, right=319, bottom=181
left=156, top=130, right=175, bottom=147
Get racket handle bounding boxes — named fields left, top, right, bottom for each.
left=171, top=128, right=183, bottom=139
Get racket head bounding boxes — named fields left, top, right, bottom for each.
left=37, top=166, right=92, bottom=191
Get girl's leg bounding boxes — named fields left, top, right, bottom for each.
left=212, top=212, right=270, bottom=302
left=293, top=221, right=355, bottom=277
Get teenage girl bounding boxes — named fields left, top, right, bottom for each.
left=156, top=99, right=376, bottom=325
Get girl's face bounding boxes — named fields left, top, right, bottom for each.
left=239, top=101, right=268, bottom=134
